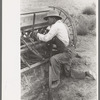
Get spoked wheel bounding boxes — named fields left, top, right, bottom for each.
left=49, top=6, right=77, bottom=48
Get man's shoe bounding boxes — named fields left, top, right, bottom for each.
left=86, top=70, right=96, bottom=80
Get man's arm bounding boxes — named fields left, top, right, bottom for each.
left=37, top=25, right=57, bottom=42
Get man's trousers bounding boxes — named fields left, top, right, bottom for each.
left=49, top=52, right=86, bottom=86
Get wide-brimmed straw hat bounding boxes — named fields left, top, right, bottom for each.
left=44, top=10, right=62, bottom=20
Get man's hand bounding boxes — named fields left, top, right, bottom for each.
left=34, top=32, right=40, bottom=41
left=37, top=33, right=40, bottom=38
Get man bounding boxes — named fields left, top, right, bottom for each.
left=37, top=10, right=95, bottom=88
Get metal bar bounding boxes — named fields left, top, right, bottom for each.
left=21, top=41, right=39, bottom=49
left=21, top=22, right=48, bottom=31
left=29, top=38, right=34, bottom=44
left=21, top=10, right=49, bottom=15
left=21, top=37, right=44, bottom=60
left=63, top=16, right=68, bottom=22
left=28, top=37, right=40, bottom=45
left=21, top=55, right=30, bottom=67
left=21, top=43, right=33, bottom=49
left=21, top=37, right=37, bottom=54
left=21, top=41, right=46, bottom=54
left=32, top=14, right=35, bottom=34
left=21, top=59, right=49, bottom=73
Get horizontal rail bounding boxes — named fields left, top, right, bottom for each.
left=21, top=10, right=50, bottom=15
left=21, top=22, right=48, bottom=30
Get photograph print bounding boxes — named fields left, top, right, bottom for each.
left=20, top=0, right=98, bottom=100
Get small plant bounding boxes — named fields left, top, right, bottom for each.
left=76, top=15, right=88, bottom=35
left=76, top=23, right=88, bottom=35
left=82, top=7, right=95, bottom=15
left=76, top=13, right=96, bottom=36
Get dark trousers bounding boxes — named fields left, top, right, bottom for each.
left=49, top=52, right=71, bottom=86
left=48, top=37, right=86, bottom=86
left=49, top=52, right=86, bottom=86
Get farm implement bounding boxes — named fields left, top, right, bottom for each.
left=21, top=6, right=77, bottom=100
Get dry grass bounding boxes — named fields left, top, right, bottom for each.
left=82, top=7, right=95, bottom=15
left=76, top=14, right=96, bottom=35
left=75, top=6, right=96, bottom=36
left=76, top=15, right=89, bottom=35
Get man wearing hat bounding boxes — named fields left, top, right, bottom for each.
left=37, top=10, right=95, bottom=88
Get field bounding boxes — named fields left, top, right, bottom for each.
left=21, top=0, right=97, bottom=100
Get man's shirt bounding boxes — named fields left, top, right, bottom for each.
left=37, top=20, right=69, bottom=47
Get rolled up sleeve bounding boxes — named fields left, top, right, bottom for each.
left=37, top=25, right=57, bottom=42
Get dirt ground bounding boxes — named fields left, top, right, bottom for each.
left=21, top=0, right=97, bottom=100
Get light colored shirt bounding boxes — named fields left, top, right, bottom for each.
left=37, top=20, right=69, bottom=47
